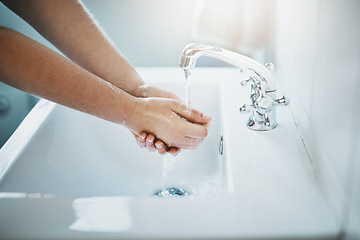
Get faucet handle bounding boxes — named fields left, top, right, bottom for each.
left=239, top=104, right=255, bottom=113
left=240, top=96, right=273, bottom=114
left=273, top=96, right=290, bottom=106
left=239, top=95, right=289, bottom=131
left=240, top=76, right=262, bottom=87
left=274, top=96, right=290, bottom=106
left=240, top=77, right=252, bottom=86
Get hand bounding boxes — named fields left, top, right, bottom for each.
left=133, top=85, right=184, bottom=155
left=135, top=84, right=180, bottom=100
left=127, top=97, right=212, bottom=150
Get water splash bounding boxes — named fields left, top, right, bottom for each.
left=161, top=153, right=178, bottom=187
left=155, top=152, right=191, bottom=197
left=155, top=187, right=189, bottom=197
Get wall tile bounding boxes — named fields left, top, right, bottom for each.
left=275, top=0, right=360, bottom=235
left=274, top=0, right=319, bottom=146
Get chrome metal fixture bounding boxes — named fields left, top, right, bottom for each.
left=179, top=43, right=289, bottom=131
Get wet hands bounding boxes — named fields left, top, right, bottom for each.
left=129, top=97, right=212, bottom=155
left=131, top=85, right=210, bottom=155
left=131, top=85, right=182, bottom=155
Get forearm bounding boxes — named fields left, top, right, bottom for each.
left=0, top=27, right=136, bottom=125
left=2, top=0, right=145, bottom=96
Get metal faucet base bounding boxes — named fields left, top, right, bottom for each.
left=246, top=115, right=278, bottom=131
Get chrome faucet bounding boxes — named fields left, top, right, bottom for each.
left=179, top=43, right=289, bottom=131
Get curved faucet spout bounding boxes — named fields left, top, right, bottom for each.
left=179, top=43, right=289, bottom=131
left=179, top=43, right=276, bottom=91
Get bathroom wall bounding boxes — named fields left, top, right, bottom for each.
left=81, top=0, right=196, bottom=67
left=274, top=0, right=360, bottom=238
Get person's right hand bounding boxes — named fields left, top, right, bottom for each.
left=127, top=97, right=212, bottom=151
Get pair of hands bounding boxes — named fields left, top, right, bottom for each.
left=129, top=84, right=212, bottom=156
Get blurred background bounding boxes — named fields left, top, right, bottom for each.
left=0, top=1, right=359, bottom=239
left=0, top=0, right=276, bottom=148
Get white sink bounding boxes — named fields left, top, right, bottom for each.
left=0, top=68, right=339, bottom=239
left=0, top=80, right=228, bottom=198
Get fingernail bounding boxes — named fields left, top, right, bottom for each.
left=203, top=114, right=212, bottom=120
left=155, top=142, right=163, bottom=149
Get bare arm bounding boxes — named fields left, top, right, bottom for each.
left=0, top=27, right=211, bottom=149
left=2, top=0, right=191, bottom=154
left=0, top=27, right=136, bottom=125
left=2, top=0, right=146, bottom=97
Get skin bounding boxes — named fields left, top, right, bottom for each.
left=0, top=0, right=212, bottom=155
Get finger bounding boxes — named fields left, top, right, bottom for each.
left=171, top=106, right=211, bottom=139
left=184, top=136, right=204, bottom=144
left=168, top=142, right=198, bottom=150
left=155, top=141, right=169, bottom=155
left=183, top=123, right=209, bottom=140
left=169, top=92, right=181, bottom=102
left=154, top=139, right=181, bottom=155
left=202, top=120, right=212, bottom=130
left=137, top=132, right=147, bottom=148
left=169, top=148, right=180, bottom=156
left=161, top=91, right=181, bottom=101
left=146, top=134, right=156, bottom=152
left=172, top=103, right=212, bottom=124
left=157, top=146, right=167, bottom=154
left=172, top=136, right=204, bottom=148
left=155, top=140, right=168, bottom=153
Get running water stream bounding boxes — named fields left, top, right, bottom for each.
left=184, top=69, right=192, bottom=108
left=156, top=70, right=193, bottom=197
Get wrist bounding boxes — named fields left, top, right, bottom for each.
left=122, top=96, right=147, bottom=134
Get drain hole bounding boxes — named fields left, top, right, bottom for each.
left=154, top=188, right=190, bottom=197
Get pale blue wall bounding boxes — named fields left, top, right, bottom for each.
left=82, top=0, right=196, bottom=67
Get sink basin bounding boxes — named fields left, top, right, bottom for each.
left=0, top=79, right=228, bottom=198
left=0, top=68, right=339, bottom=239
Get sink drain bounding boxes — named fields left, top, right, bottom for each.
left=154, top=188, right=190, bottom=197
